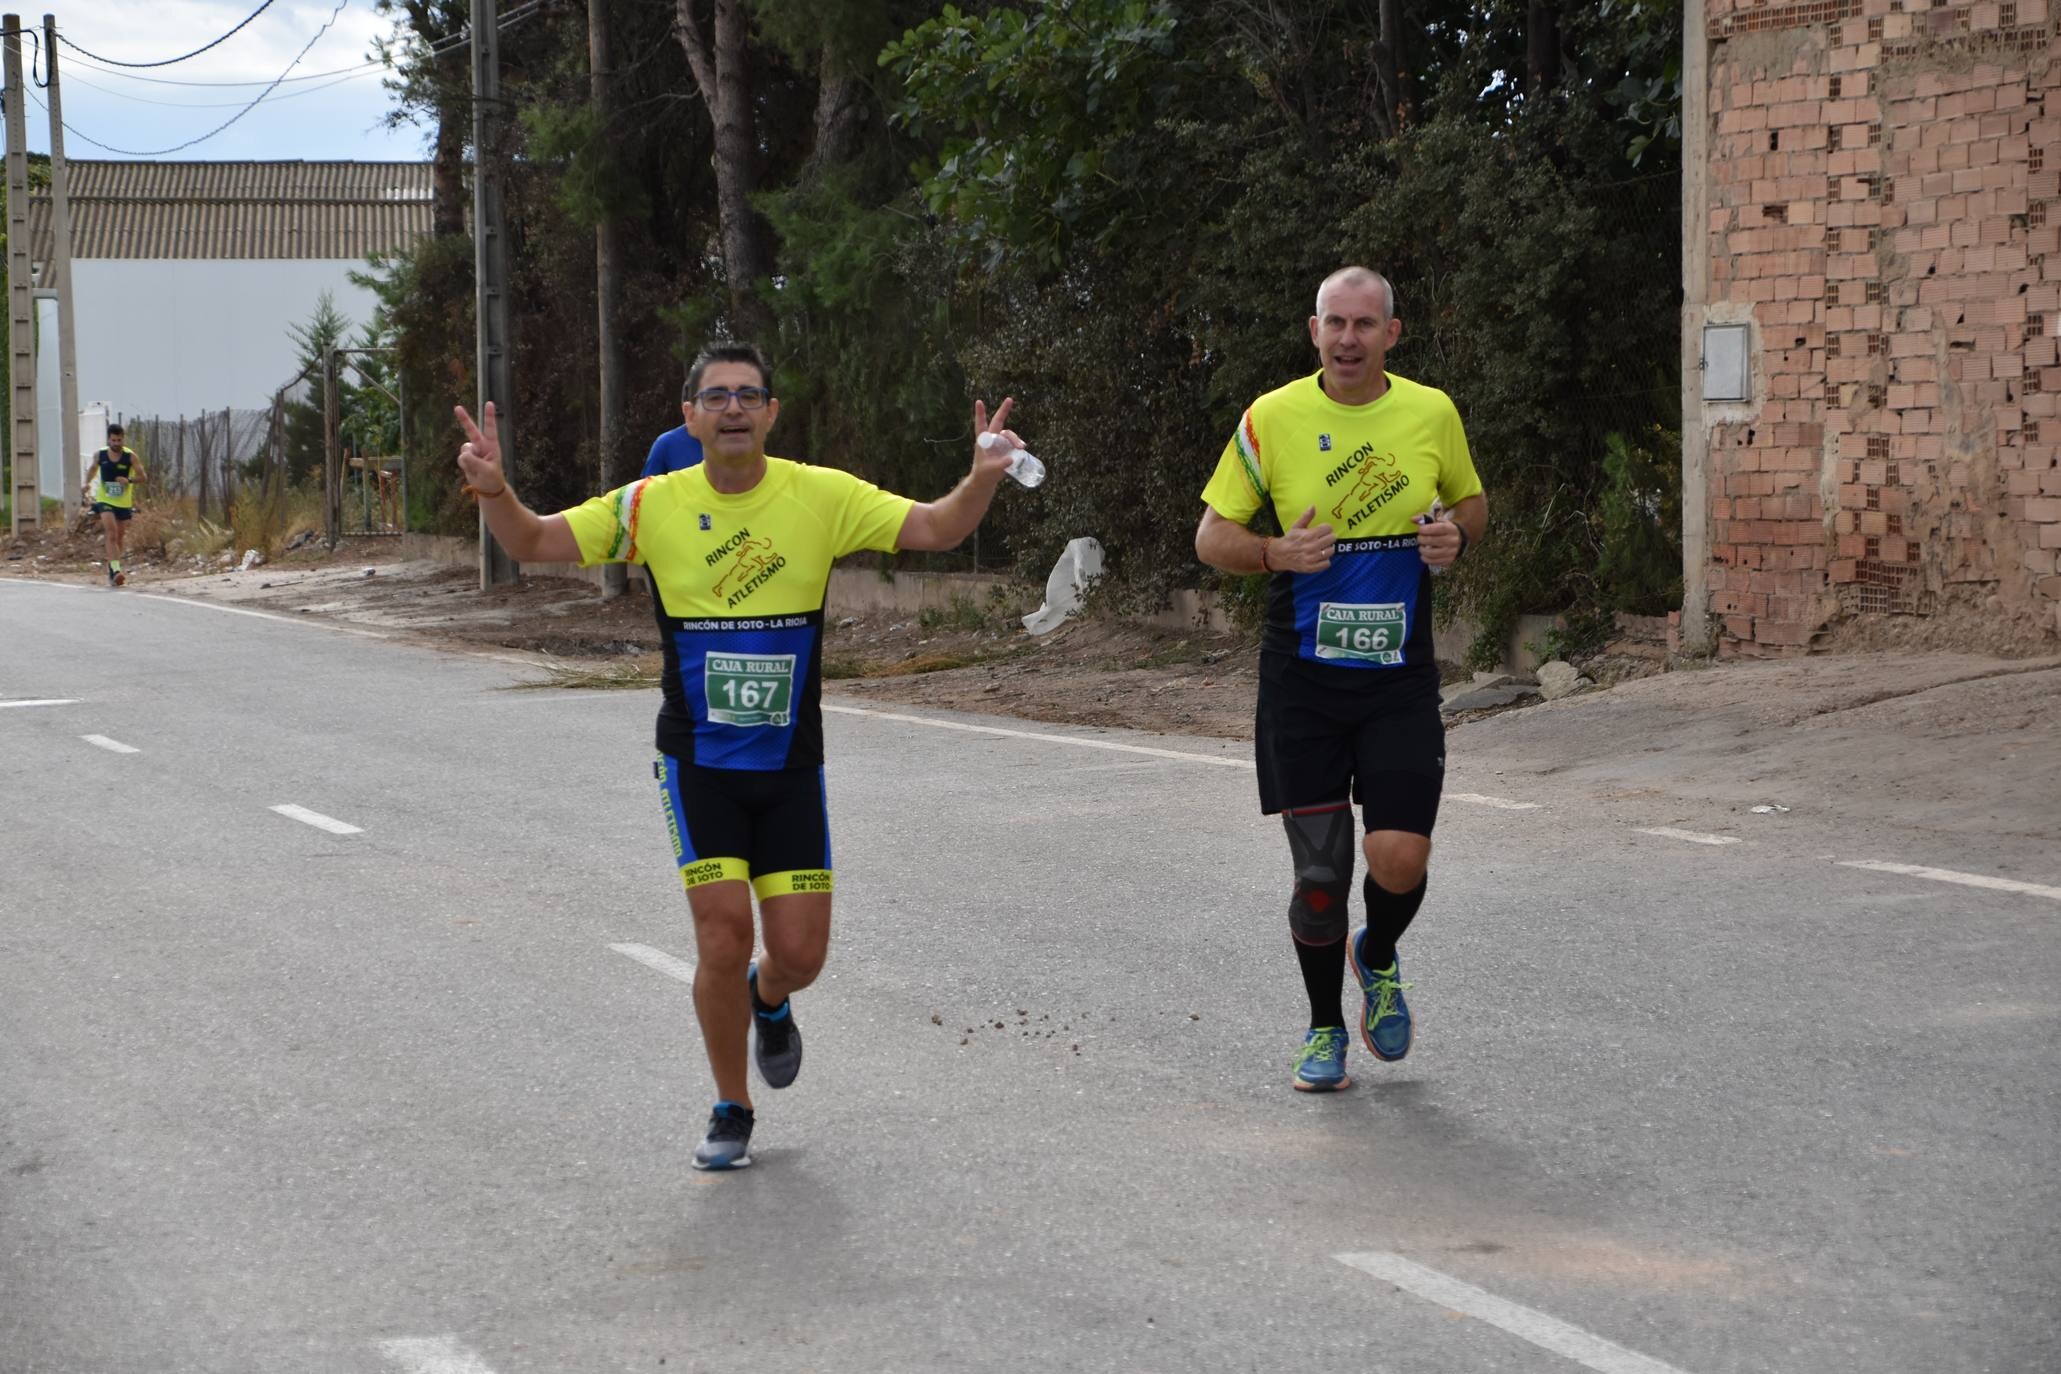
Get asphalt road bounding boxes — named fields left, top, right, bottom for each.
left=3, top=579, right=2056, bottom=1374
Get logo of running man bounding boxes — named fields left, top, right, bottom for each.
left=1319, top=433, right=1332, bottom=452
left=713, top=537, right=779, bottom=599
left=1329, top=450, right=1404, bottom=523
left=699, top=512, right=712, bottom=531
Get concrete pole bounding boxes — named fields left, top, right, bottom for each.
left=323, top=348, right=340, bottom=548
left=471, top=0, right=517, bottom=587
left=591, top=0, right=627, bottom=600
left=43, top=15, right=78, bottom=527
left=5, top=16, right=38, bottom=534
left=1678, top=0, right=1714, bottom=654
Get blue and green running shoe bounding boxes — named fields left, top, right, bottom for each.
left=1292, top=1026, right=1352, bottom=1092
left=1350, top=936, right=1415, bottom=1062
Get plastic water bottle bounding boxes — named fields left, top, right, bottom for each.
left=979, top=430, right=1046, bottom=488
left=1414, top=499, right=1449, bottom=576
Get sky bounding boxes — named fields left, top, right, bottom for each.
left=28, top=0, right=435, bottom=163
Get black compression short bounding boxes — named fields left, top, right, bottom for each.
left=1254, top=657, right=1445, bottom=837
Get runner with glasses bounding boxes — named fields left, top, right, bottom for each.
left=453, top=341, right=1023, bottom=1170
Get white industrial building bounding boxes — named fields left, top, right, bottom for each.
left=28, top=160, right=432, bottom=494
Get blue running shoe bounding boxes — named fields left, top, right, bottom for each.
left=748, top=961, right=802, bottom=1089
left=691, top=1101, right=754, bottom=1171
left=1350, top=935, right=1415, bottom=1062
left=1292, top=1026, right=1352, bottom=1092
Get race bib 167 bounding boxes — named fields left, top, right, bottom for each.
left=703, top=652, right=796, bottom=727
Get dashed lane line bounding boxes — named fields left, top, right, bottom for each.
left=1449, top=792, right=1542, bottom=811
left=827, top=702, right=1546, bottom=812
left=1838, top=860, right=2061, bottom=903
left=269, top=804, right=364, bottom=836
left=377, top=1336, right=499, bottom=1374
left=1635, top=827, right=1741, bottom=847
left=1337, top=1251, right=1695, bottom=1374
left=610, top=942, right=697, bottom=984
left=824, top=702, right=1253, bottom=769
left=0, top=698, right=79, bottom=709
left=80, top=734, right=139, bottom=754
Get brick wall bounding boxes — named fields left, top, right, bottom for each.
left=1702, top=0, right=2059, bottom=655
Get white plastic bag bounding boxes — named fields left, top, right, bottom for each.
left=1021, top=537, right=1104, bottom=635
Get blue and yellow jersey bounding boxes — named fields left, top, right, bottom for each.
left=90, top=448, right=140, bottom=509
left=562, top=457, right=913, bottom=770
left=1202, top=371, right=1481, bottom=675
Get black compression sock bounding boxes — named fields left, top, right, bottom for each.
left=1361, top=873, right=1428, bottom=965
left=1293, top=936, right=1348, bottom=1030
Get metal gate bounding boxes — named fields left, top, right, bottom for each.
left=325, top=345, right=407, bottom=541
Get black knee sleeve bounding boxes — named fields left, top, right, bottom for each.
left=1285, top=805, right=1356, bottom=944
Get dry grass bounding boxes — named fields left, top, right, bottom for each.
left=505, top=654, right=665, bottom=691
left=864, top=651, right=978, bottom=677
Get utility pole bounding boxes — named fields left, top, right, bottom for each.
left=590, top=0, right=626, bottom=599
left=323, top=348, right=340, bottom=548
left=43, top=14, right=79, bottom=527
left=4, top=16, right=37, bottom=535
left=471, top=0, right=517, bottom=587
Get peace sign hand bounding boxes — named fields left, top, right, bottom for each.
left=453, top=403, right=507, bottom=497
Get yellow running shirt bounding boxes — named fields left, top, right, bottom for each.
left=90, top=448, right=140, bottom=509
left=561, top=457, right=913, bottom=769
left=1201, top=371, right=1481, bottom=674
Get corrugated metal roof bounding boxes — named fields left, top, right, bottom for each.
left=27, top=160, right=435, bottom=261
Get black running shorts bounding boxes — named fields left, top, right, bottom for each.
left=1254, top=657, right=1445, bottom=837
left=655, top=754, right=833, bottom=898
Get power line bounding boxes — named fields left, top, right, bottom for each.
left=56, top=0, right=284, bottom=70
left=59, top=61, right=382, bottom=111
left=56, top=0, right=547, bottom=89
left=60, top=51, right=386, bottom=89
left=37, top=0, right=552, bottom=159
left=36, top=0, right=351, bottom=158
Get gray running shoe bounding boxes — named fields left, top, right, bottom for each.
left=748, top=961, right=802, bottom=1089
left=691, top=1102, right=754, bottom=1171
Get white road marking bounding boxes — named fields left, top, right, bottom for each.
left=1636, top=827, right=1741, bottom=847
left=611, top=942, right=697, bottom=983
left=80, top=734, right=139, bottom=753
left=0, top=698, right=79, bottom=709
left=378, top=1335, right=499, bottom=1374
left=1838, top=860, right=2061, bottom=903
left=1450, top=792, right=1542, bottom=811
left=269, top=804, right=363, bottom=835
left=2, top=577, right=559, bottom=673
left=1336, top=1252, right=1694, bottom=1374
left=825, top=702, right=1253, bottom=768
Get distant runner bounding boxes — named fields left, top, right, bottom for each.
left=83, top=423, right=146, bottom=587
left=1195, top=267, right=1487, bottom=1093
left=454, top=342, right=1020, bottom=1170
left=641, top=378, right=707, bottom=478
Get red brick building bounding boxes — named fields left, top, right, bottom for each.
left=1683, top=0, right=2059, bottom=655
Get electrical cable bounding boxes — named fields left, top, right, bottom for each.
left=41, top=0, right=550, bottom=158
left=56, top=0, right=282, bottom=70
left=57, top=0, right=546, bottom=88
left=34, top=0, right=349, bottom=157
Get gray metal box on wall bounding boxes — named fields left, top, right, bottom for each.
left=1702, top=323, right=1751, bottom=402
